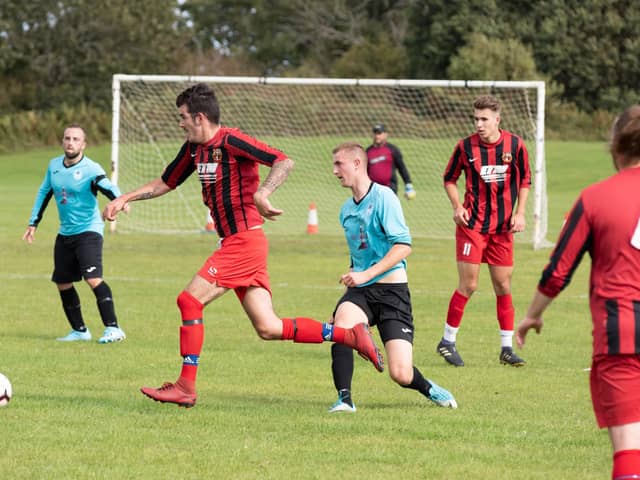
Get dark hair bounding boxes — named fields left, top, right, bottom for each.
left=610, top=105, right=640, bottom=167
left=473, top=95, right=501, bottom=113
left=176, top=83, right=220, bottom=124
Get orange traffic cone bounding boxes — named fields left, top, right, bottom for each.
left=306, top=202, right=318, bottom=234
left=205, top=211, right=216, bottom=233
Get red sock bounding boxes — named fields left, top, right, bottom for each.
left=496, top=294, right=515, bottom=331
left=177, top=291, right=204, bottom=383
left=331, top=326, right=346, bottom=344
left=281, top=317, right=325, bottom=343
left=446, top=290, right=468, bottom=328
left=613, top=449, right=640, bottom=479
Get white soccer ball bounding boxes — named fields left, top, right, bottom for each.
left=0, top=373, right=12, bottom=407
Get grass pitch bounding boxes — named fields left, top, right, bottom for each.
left=0, top=140, right=613, bottom=479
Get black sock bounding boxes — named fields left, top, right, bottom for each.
left=331, top=343, right=354, bottom=393
left=59, top=286, right=86, bottom=332
left=337, top=389, right=353, bottom=407
left=401, top=366, right=432, bottom=397
left=93, top=281, right=118, bottom=328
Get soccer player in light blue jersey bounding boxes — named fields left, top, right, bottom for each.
left=23, top=124, right=126, bottom=344
left=327, top=142, right=457, bottom=412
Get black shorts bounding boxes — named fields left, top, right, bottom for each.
left=52, top=232, right=104, bottom=283
left=333, top=283, right=414, bottom=344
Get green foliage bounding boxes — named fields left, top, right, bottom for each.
left=447, top=33, right=539, bottom=81
left=330, top=32, right=409, bottom=78
left=545, top=103, right=617, bottom=141
left=181, top=0, right=305, bottom=74
left=526, top=0, right=640, bottom=112
left=0, top=0, right=187, bottom=112
left=405, top=0, right=640, bottom=113
left=406, top=0, right=498, bottom=78
left=0, top=104, right=111, bottom=154
left=182, top=0, right=412, bottom=76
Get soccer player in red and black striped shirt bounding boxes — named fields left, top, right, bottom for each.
left=436, top=95, right=531, bottom=367
left=366, top=123, right=416, bottom=199
left=517, top=105, right=640, bottom=480
left=103, top=83, right=384, bottom=407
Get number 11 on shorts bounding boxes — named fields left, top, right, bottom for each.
left=462, top=242, right=472, bottom=256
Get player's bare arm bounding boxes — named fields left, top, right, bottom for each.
left=340, top=244, right=411, bottom=287
left=103, top=177, right=170, bottom=221
left=515, top=290, right=553, bottom=347
left=511, top=187, right=530, bottom=233
left=254, top=158, right=294, bottom=220
left=445, top=183, right=469, bottom=226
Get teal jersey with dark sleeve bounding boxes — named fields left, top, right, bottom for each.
left=339, top=182, right=412, bottom=286
left=28, top=155, right=121, bottom=236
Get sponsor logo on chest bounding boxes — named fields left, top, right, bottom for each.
left=197, top=162, right=219, bottom=182
left=479, top=164, right=509, bottom=183
left=196, top=148, right=222, bottom=183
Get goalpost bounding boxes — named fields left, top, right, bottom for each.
left=111, top=74, right=548, bottom=248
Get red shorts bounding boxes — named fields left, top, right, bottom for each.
left=197, top=228, right=271, bottom=302
left=590, top=354, right=640, bottom=428
left=455, top=225, right=513, bottom=266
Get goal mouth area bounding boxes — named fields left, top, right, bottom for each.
left=111, top=75, right=547, bottom=248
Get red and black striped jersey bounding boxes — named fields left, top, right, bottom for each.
left=443, top=130, right=531, bottom=233
left=366, top=142, right=411, bottom=194
left=161, top=127, right=287, bottom=238
left=538, top=167, right=640, bottom=356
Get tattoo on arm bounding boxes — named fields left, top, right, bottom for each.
left=131, top=188, right=157, bottom=201
left=259, top=158, right=293, bottom=193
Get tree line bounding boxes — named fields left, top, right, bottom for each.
left=1, top=0, right=638, bottom=148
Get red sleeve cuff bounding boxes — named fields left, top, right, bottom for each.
left=537, top=284, right=560, bottom=299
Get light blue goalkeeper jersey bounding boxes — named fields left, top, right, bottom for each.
left=28, top=155, right=121, bottom=236
left=339, top=182, right=412, bottom=286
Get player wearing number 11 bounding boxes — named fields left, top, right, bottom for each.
left=516, top=105, right=640, bottom=480
left=436, top=95, right=531, bottom=367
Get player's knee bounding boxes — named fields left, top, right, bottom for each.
left=86, top=277, right=103, bottom=289
left=177, top=291, right=203, bottom=318
left=254, top=325, right=270, bottom=340
left=459, top=281, right=477, bottom=297
left=389, top=363, right=413, bottom=385
left=254, top=326, right=279, bottom=340
left=492, top=280, right=511, bottom=296
left=177, top=290, right=194, bottom=310
left=252, top=318, right=280, bottom=340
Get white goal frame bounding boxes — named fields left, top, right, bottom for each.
left=111, top=74, right=547, bottom=248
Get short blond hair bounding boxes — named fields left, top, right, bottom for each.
left=332, top=142, right=366, bottom=162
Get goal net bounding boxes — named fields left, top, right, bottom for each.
left=111, top=75, right=548, bottom=248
